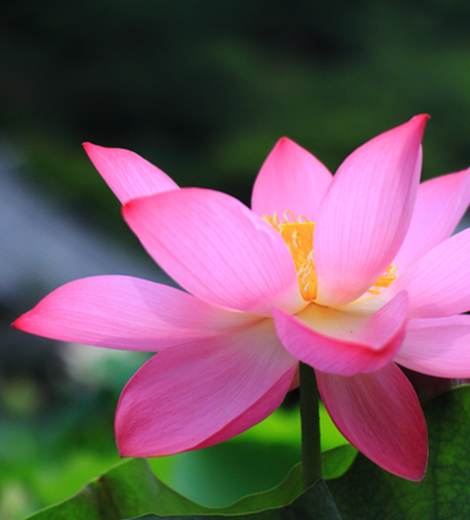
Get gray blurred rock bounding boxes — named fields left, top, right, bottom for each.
left=0, top=154, right=171, bottom=310
left=0, top=148, right=170, bottom=392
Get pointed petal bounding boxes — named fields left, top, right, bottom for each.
left=272, top=292, right=408, bottom=376
left=13, top=276, right=257, bottom=351
left=394, top=168, right=470, bottom=271
left=385, top=227, right=470, bottom=318
left=115, top=320, right=297, bottom=456
left=316, top=363, right=427, bottom=481
left=396, top=315, right=470, bottom=378
left=123, top=188, right=305, bottom=316
left=83, top=143, right=178, bottom=204
left=315, top=116, right=428, bottom=306
left=251, top=137, right=332, bottom=221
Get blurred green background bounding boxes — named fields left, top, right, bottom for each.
left=2, top=1, right=470, bottom=518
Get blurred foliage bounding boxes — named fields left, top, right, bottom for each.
left=23, top=449, right=354, bottom=520
left=0, top=344, right=346, bottom=519
left=2, top=0, right=470, bottom=234
left=0, top=359, right=346, bottom=519
left=25, top=386, right=470, bottom=520
left=2, top=1, right=470, bottom=519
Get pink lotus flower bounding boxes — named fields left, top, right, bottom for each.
left=14, top=116, right=470, bottom=482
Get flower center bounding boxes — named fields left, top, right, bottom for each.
left=263, top=211, right=398, bottom=302
left=367, top=265, right=398, bottom=295
left=263, top=211, right=317, bottom=301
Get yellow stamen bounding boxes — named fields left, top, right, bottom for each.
left=367, top=265, right=398, bottom=295
left=264, top=211, right=399, bottom=303
left=263, top=212, right=317, bottom=301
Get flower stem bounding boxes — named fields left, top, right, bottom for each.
left=299, top=362, right=322, bottom=489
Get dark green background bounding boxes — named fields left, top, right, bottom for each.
left=2, top=0, right=470, bottom=227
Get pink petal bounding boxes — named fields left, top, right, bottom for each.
left=115, top=320, right=297, bottom=456
left=384, top=227, right=470, bottom=318
left=123, top=188, right=305, bottom=316
left=314, top=115, right=428, bottom=307
left=13, top=276, right=257, bottom=351
left=317, top=363, right=427, bottom=481
left=272, top=292, right=408, bottom=376
left=396, top=315, right=470, bottom=378
left=83, top=143, right=178, bottom=204
left=394, top=168, right=470, bottom=271
left=251, top=137, right=332, bottom=221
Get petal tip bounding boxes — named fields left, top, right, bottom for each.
left=275, top=136, right=303, bottom=153
left=121, top=198, right=143, bottom=226
left=82, top=141, right=100, bottom=154
left=389, top=456, right=427, bottom=481
left=412, top=113, right=430, bottom=121
left=411, top=466, right=427, bottom=483
left=399, top=114, right=429, bottom=144
left=277, top=136, right=294, bottom=146
left=11, top=317, right=22, bottom=330
left=121, top=198, right=136, bottom=217
left=410, top=113, right=430, bottom=131
left=403, top=453, right=428, bottom=482
left=11, top=313, right=32, bottom=332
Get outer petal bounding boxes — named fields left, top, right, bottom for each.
left=396, top=315, right=470, bottom=378
left=13, top=276, right=258, bottom=351
left=251, top=137, right=333, bottom=221
left=272, top=292, right=408, bottom=376
left=115, top=320, right=297, bottom=456
left=316, top=363, right=427, bottom=481
left=315, top=115, right=428, bottom=307
left=123, top=188, right=305, bottom=317
left=393, top=169, right=470, bottom=271
left=384, top=227, right=470, bottom=318
left=83, top=143, right=178, bottom=204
